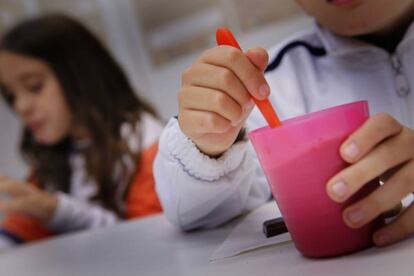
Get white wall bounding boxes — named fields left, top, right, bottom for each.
left=0, top=101, right=26, bottom=179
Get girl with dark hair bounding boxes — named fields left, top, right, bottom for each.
left=0, top=14, right=163, bottom=249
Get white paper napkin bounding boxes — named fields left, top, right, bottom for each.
left=210, top=201, right=292, bottom=261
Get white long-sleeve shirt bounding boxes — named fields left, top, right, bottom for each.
left=154, top=22, right=414, bottom=230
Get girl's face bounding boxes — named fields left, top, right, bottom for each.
left=0, top=51, right=73, bottom=145
left=296, top=0, right=414, bottom=36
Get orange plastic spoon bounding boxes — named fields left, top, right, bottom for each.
left=216, top=27, right=281, bottom=128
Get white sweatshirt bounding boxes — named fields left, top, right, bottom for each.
left=154, top=22, right=414, bottom=230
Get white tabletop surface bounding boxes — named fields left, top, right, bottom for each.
left=0, top=212, right=412, bottom=276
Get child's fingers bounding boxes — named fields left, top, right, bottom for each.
left=179, top=86, right=244, bottom=126
left=0, top=179, right=28, bottom=196
left=373, top=204, right=414, bottom=246
left=382, top=203, right=403, bottom=218
left=197, top=46, right=270, bottom=100
left=327, top=132, right=412, bottom=202
left=0, top=198, right=27, bottom=214
left=245, top=47, right=269, bottom=72
left=181, top=63, right=252, bottom=109
left=341, top=160, right=414, bottom=228
left=178, top=109, right=232, bottom=137
left=340, top=113, right=403, bottom=163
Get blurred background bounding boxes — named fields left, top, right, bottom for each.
left=0, top=0, right=312, bottom=179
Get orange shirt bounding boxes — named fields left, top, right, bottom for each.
left=1, top=142, right=162, bottom=243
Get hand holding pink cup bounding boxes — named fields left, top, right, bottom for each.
left=249, top=101, right=383, bottom=258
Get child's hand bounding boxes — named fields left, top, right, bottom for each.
left=326, top=113, right=414, bottom=246
left=0, top=175, right=57, bottom=223
left=178, top=46, right=270, bottom=157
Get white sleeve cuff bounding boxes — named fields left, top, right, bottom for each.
left=164, top=118, right=249, bottom=182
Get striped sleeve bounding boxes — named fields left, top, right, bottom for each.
left=0, top=175, right=56, bottom=244
left=1, top=213, right=55, bottom=243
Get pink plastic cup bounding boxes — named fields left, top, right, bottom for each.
left=248, top=101, right=383, bottom=258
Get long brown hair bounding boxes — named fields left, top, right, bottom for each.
left=0, top=14, right=158, bottom=216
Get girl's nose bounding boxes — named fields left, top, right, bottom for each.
left=14, top=94, right=34, bottom=117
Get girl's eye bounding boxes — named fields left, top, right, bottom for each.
left=27, top=81, right=44, bottom=93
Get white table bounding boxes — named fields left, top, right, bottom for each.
left=0, top=213, right=412, bottom=276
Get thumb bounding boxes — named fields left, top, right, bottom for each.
left=245, top=47, right=269, bottom=72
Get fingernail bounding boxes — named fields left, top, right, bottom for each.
left=343, top=142, right=359, bottom=159
left=347, top=208, right=364, bottom=225
left=375, top=231, right=392, bottom=246
left=258, top=84, right=270, bottom=99
left=330, top=181, right=348, bottom=199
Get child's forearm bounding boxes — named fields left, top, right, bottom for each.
left=46, top=192, right=119, bottom=232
